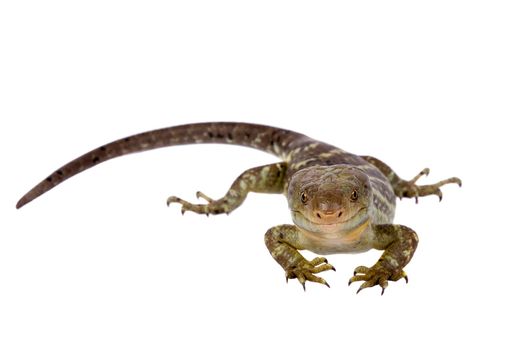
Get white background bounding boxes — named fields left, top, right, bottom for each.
left=1, top=1, right=524, bottom=349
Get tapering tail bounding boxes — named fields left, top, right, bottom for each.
left=16, top=122, right=308, bottom=209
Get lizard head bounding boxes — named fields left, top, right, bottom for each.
left=287, top=165, right=371, bottom=234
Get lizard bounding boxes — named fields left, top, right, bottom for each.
left=16, top=122, right=461, bottom=294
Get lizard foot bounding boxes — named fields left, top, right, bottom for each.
left=395, top=168, right=461, bottom=203
left=166, top=191, right=230, bottom=216
left=286, top=257, right=335, bottom=291
left=348, top=264, right=408, bottom=295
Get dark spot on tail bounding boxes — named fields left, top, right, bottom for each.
left=56, top=170, right=63, bottom=176
left=244, top=132, right=251, bottom=139
left=217, top=133, right=224, bottom=138
left=207, top=132, right=213, bottom=138
left=270, top=130, right=282, bottom=145
left=92, top=156, right=100, bottom=164
left=227, top=132, right=233, bottom=141
left=46, top=176, right=52, bottom=182
left=124, top=137, right=131, bottom=142
left=99, top=146, right=106, bottom=152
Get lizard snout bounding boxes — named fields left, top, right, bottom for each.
left=312, top=200, right=346, bottom=223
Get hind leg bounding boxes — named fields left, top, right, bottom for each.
left=361, top=155, right=461, bottom=203
left=167, top=162, right=287, bottom=215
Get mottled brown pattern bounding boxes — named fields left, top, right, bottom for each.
left=167, top=162, right=287, bottom=215
left=17, top=122, right=461, bottom=294
left=16, top=123, right=305, bottom=209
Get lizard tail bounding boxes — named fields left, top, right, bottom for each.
left=16, top=122, right=307, bottom=209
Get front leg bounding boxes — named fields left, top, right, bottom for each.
left=265, top=225, right=335, bottom=290
left=349, top=224, right=418, bottom=295
left=167, top=162, right=286, bottom=215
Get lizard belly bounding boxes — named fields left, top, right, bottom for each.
left=298, top=220, right=374, bottom=255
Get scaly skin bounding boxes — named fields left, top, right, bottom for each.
left=17, top=122, right=462, bottom=294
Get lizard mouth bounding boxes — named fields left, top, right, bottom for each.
left=291, top=208, right=368, bottom=233
left=305, top=217, right=352, bottom=226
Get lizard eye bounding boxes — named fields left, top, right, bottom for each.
left=300, top=192, right=308, bottom=204
left=350, top=189, right=359, bottom=201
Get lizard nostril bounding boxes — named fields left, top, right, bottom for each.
left=316, top=213, right=322, bottom=219
left=338, top=211, right=343, bottom=218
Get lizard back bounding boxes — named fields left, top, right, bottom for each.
left=16, top=121, right=396, bottom=224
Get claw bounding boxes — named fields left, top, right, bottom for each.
left=196, top=191, right=214, bottom=203
left=354, top=266, right=369, bottom=275
left=379, top=278, right=388, bottom=295
left=167, top=192, right=228, bottom=216
left=166, top=196, right=179, bottom=206
left=310, top=257, right=329, bottom=266
left=351, top=265, right=408, bottom=295
left=285, top=257, right=333, bottom=290
left=436, top=188, right=443, bottom=202
left=409, top=168, right=430, bottom=183
left=397, top=171, right=461, bottom=202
